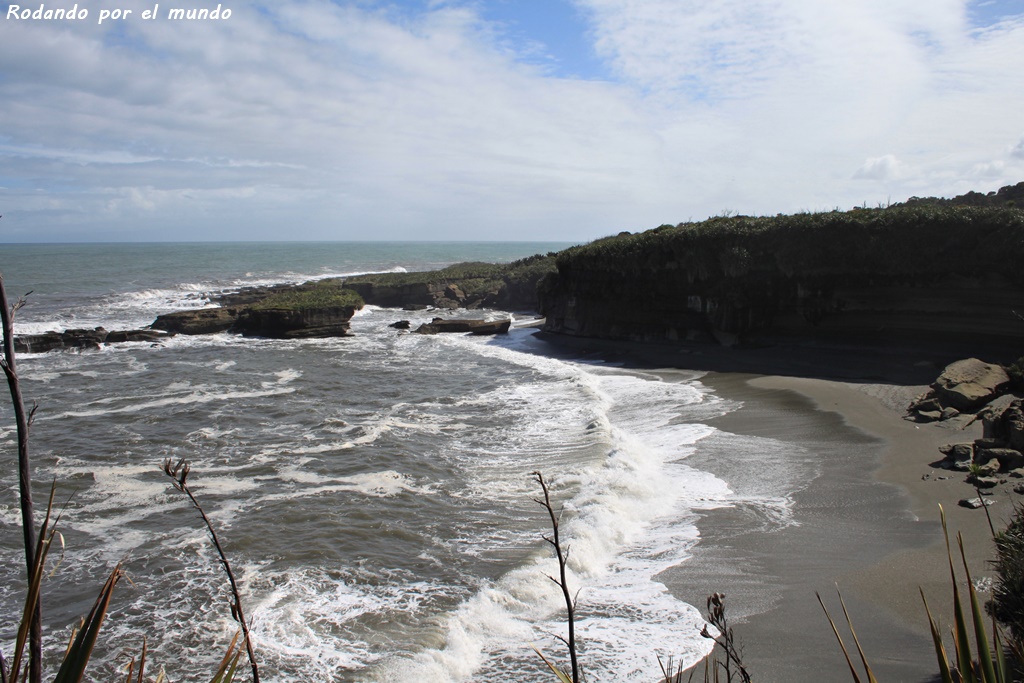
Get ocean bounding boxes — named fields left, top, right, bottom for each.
left=0, top=242, right=802, bottom=682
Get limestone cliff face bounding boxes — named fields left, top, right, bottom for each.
left=539, top=205, right=1024, bottom=350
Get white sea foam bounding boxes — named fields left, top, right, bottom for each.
left=45, top=384, right=298, bottom=419
left=259, top=468, right=431, bottom=499
left=247, top=565, right=452, bottom=680
left=361, top=329, right=731, bottom=682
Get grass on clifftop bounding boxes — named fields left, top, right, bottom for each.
left=250, top=283, right=364, bottom=311
left=556, top=204, right=1024, bottom=285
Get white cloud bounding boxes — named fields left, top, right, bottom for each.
left=1, top=0, right=1023, bottom=241
left=854, top=155, right=901, bottom=180
left=1012, top=137, right=1024, bottom=159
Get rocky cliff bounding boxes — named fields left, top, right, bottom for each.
left=538, top=202, right=1024, bottom=355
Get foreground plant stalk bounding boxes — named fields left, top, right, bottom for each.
left=532, top=471, right=581, bottom=683
left=162, top=458, right=260, bottom=683
left=1, top=274, right=43, bottom=683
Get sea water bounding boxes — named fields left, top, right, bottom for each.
left=0, top=242, right=802, bottom=682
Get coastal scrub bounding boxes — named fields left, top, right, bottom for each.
left=249, top=283, right=364, bottom=311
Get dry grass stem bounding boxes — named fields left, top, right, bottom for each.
left=162, top=458, right=260, bottom=683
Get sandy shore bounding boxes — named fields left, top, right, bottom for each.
left=670, top=372, right=1018, bottom=682
left=537, top=333, right=1020, bottom=682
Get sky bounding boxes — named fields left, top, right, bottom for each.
left=0, top=0, right=1023, bottom=243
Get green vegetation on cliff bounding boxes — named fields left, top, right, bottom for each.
left=555, top=204, right=1024, bottom=284
left=250, top=282, right=364, bottom=311
left=541, top=199, right=1024, bottom=346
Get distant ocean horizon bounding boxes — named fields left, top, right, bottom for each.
left=0, top=242, right=804, bottom=682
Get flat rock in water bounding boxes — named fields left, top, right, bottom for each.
left=14, top=327, right=109, bottom=353
left=413, top=318, right=511, bottom=335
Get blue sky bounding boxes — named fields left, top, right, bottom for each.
left=1, top=0, right=1023, bottom=242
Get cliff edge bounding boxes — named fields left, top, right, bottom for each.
left=538, top=201, right=1024, bottom=358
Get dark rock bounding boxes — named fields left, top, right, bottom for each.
left=979, top=448, right=1024, bottom=472
left=152, top=308, right=238, bottom=335
left=970, top=475, right=1002, bottom=489
left=106, top=329, right=169, bottom=344
left=234, top=305, right=358, bottom=339
left=14, top=327, right=109, bottom=353
left=389, top=320, right=411, bottom=330
left=932, top=358, right=1011, bottom=411
left=912, top=396, right=943, bottom=413
left=16, top=327, right=175, bottom=353
left=413, top=318, right=511, bottom=335
left=940, top=407, right=961, bottom=420
left=469, top=319, right=511, bottom=335
left=1015, top=483, right=1024, bottom=495
left=1003, top=401, right=1024, bottom=451
left=940, top=443, right=974, bottom=463
left=402, top=304, right=429, bottom=311
left=444, top=284, right=466, bottom=302
left=14, top=332, right=66, bottom=354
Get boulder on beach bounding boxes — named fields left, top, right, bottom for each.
left=932, top=358, right=1011, bottom=411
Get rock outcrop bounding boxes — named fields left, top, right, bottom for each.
left=931, top=385, right=1024, bottom=495
left=151, top=308, right=239, bottom=335
left=234, top=305, right=359, bottom=339
left=413, top=318, right=511, bottom=335
left=13, top=327, right=170, bottom=354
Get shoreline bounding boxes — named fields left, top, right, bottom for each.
left=535, top=333, right=1019, bottom=681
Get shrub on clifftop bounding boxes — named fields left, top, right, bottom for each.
left=250, top=283, right=363, bottom=311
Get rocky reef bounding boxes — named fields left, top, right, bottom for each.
left=14, top=328, right=169, bottom=354
left=538, top=195, right=1024, bottom=354
left=16, top=282, right=366, bottom=353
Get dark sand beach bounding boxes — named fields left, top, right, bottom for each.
left=541, top=333, right=1020, bottom=682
